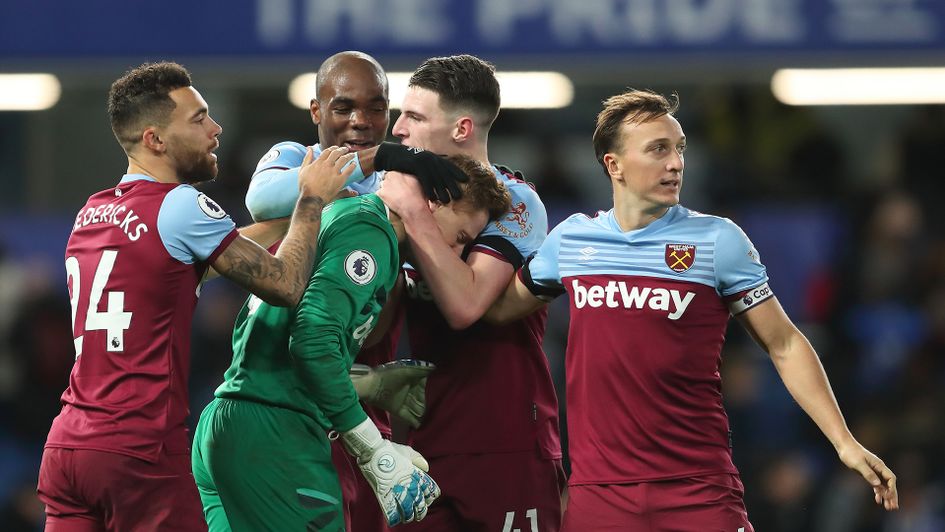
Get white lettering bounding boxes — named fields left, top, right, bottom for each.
left=648, top=287, right=670, bottom=311
left=129, top=223, right=149, bottom=242
left=572, top=279, right=586, bottom=308
left=586, top=285, right=604, bottom=308
left=118, top=211, right=139, bottom=233
left=572, top=279, right=696, bottom=319
left=668, top=291, right=696, bottom=320
left=479, top=0, right=802, bottom=46
left=298, top=0, right=448, bottom=46
left=604, top=281, right=620, bottom=308
left=353, top=315, right=376, bottom=346
left=111, top=205, right=126, bottom=225
left=90, top=204, right=106, bottom=224
left=619, top=284, right=650, bottom=308
left=477, top=0, right=546, bottom=44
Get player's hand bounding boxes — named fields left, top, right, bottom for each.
left=298, top=146, right=356, bottom=202
left=837, top=440, right=898, bottom=510
left=341, top=419, right=441, bottom=526
left=373, top=142, right=467, bottom=203
left=350, top=360, right=435, bottom=429
left=377, top=173, right=432, bottom=226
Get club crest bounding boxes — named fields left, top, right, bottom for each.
left=665, top=244, right=696, bottom=273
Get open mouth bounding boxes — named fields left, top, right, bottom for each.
left=343, top=140, right=375, bottom=151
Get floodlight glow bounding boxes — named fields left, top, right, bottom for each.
left=290, top=71, right=574, bottom=110
left=772, top=68, right=945, bottom=105
left=0, top=74, right=61, bottom=110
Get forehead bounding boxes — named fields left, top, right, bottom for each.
left=320, top=68, right=387, bottom=103
left=450, top=203, right=490, bottom=234
left=400, top=86, right=444, bottom=115
left=620, top=113, right=685, bottom=144
left=169, top=86, right=206, bottom=116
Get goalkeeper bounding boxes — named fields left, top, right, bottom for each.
left=192, top=147, right=511, bottom=531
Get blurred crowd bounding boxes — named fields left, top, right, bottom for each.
left=0, top=90, right=942, bottom=531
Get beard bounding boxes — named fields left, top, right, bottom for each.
left=169, top=138, right=218, bottom=184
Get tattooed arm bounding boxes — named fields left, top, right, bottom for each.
left=211, top=147, right=354, bottom=307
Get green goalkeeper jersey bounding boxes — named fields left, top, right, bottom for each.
left=214, top=194, right=399, bottom=433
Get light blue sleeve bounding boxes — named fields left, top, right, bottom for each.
left=473, top=181, right=548, bottom=265
left=244, top=142, right=368, bottom=221
left=157, top=186, right=237, bottom=264
left=525, top=217, right=567, bottom=291
left=715, top=218, right=769, bottom=297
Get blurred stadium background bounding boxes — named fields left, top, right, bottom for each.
left=2, top=1, right=944, bottom=530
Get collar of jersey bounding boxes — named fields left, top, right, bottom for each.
left=119, top=173, right=158, bottom=184
left=606, top=204, right=681, bottom=237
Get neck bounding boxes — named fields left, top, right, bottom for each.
left=612, top=190, right=672, bottom=232
left=127, top=152, right=180, bottom=184
left=459, top=136, right=490, bottom=167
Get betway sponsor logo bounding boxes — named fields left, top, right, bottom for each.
left=571, top=280, right=695, bottom=320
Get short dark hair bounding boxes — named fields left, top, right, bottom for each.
left=107, top=62, right=192, bottom=152
left=409, top=55, right=500, bottom=130
left=447, top=155, right=511, bottom=222
left=593, top=89, right=679, bottom=178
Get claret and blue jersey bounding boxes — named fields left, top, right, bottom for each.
left=524, top=204, right=772, bottom=485
left=245, top=141, right=378, bottom=220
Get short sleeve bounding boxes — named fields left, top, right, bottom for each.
left=714, top=219, right=772, bottom=313
left=246, top=142, right=370, bottom=221
left=470, top=181, right=548, bottom=270
left=521, top=218, right=567, bottom=299
left=157, top=185, right=237, bottom=264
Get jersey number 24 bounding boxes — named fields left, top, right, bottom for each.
left=65, top=250, right=132, bottom=358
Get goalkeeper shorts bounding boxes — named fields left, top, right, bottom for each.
left=192, top=397, right=345, bottom=532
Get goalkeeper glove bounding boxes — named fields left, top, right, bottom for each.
left=373, top=142, right=468, bottom=204
left=341, top=418, right=440, bottom=526
left=350, top=359, right=435, bottom=429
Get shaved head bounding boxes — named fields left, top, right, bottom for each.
left=315, top=51, right=388, bottom=102
left=310, top=51, right=390, bottom=151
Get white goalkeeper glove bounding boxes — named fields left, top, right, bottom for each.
left=341, top=418, right=440, bottom=526
left=350, top=359, right=435, bottom=428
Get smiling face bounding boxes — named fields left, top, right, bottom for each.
left=162, top=86, right=222, bottom=184
left=606, top=113, right=686, bottom=211
left=311, top=59, right=389, bottom=153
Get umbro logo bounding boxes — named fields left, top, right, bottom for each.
left=579, top=247, right=598, bottom=261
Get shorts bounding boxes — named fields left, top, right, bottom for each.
left=38, top=446, right=206, bottom=531
left=191, top=397, right=344, bottom=532
left=331, top=439, right=389, bottom=532
left=562, top=474, right=754, bottom=532
left=399, top=451, right=565, bottom=532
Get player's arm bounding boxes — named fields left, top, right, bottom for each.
left=212, top=147, right=354, bottom=307
left=483, top=268, right=548, bottom=324
left=380, top=174, right=512, bottom=329
left=202, top=218, right=290, bottom=282
left=736, top=298, right=899, bottom=511
left=289, top=218, right=438, bottom=525
left=245, top=141, right=367, bottom=222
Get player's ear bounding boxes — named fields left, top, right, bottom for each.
left=310, top=98, right=321, bottom=126
left=452, top=116, right=473, bottom=143
left=141, top=126, right=165, bottom=153
left=603, top=152, right=623, bottom=181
